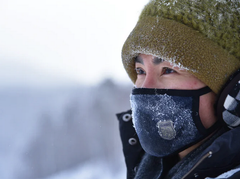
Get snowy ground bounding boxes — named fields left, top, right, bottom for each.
left=43, top=159, right=126, bottom=179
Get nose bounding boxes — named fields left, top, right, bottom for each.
left=141, top=73, right=158, bottom=88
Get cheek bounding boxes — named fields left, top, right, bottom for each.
left=135, top=77, right=145, bottom=88
left=199, top=92, right=218, bottom=129
left=179, top=77, right=206, bottom=90
left=168, top=78, right=205, bottom=90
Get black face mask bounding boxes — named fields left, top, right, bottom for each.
left=130, top=86, right=220, bottom=157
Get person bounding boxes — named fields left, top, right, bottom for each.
left=116, top=0, right=240, bottom=178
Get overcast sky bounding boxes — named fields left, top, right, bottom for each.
left=0, top=0, right=149, bottom=87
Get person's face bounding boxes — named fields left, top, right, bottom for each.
left=134, top=54, right=217, bottom=129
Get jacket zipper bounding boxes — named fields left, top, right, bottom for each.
left=182, top=151, right=213, bottom=179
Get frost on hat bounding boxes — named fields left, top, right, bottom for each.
left=122, top=0, right=240, bottom=94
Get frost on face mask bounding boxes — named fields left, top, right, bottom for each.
left=130, top=91, right=204, bottom=157
left=130, top=93, right=197, bottom=138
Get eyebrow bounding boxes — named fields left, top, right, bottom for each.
left=134, top=56, right=164, bottom=65
left=153, top=57, right=164, bottom=65
left=135, top=56, right=144, bottom=64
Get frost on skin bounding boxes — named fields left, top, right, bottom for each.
left=130, top=92, right=203, bottom=157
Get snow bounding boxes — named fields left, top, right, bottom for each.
left=43, top=159, right=125, bottom=179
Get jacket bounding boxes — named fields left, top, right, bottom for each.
left=117, top=110, right=240, bottom=179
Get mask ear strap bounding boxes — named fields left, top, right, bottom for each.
left=192, top=95, right=221, bottom=136
left=217, top=69, right=240, bottom=128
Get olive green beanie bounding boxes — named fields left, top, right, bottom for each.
left=122, top=0, right=240, bottom=94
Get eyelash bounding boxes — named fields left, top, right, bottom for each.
left=135, top=68, right=146, bottom=75
left=162, top=67, right=176, bottom=74
left=135, top=67, right=176, bottom=75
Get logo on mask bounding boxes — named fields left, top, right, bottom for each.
left=157, top=120, right=176, bottom=140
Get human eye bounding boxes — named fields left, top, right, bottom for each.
left=135, top=67, right=146, bottom=75
left=162, top=67, right=176, bottom=75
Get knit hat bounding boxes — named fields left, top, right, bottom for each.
left=122, top=0, right=240, bottom=94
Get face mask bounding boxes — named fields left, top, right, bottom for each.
left=130, top=86, right=219, bottom=157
